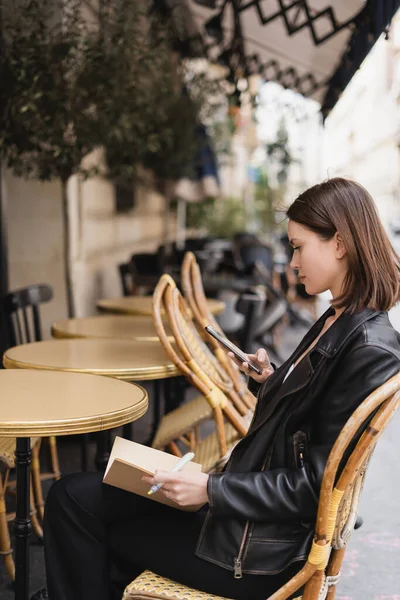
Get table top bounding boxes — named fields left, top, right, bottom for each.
left=51, top=315, right=174, bottom=343
left=0, top=369, right=148, bottom=437
left=96, top=295, right=225, bottom=316
left=3, top=339, right=180, bottom=381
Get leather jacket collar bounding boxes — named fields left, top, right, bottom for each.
left=313, top=307, right=379, bottom=357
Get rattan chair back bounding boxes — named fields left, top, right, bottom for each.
left=181, top=252, right=256, bottom=411
left=153, top=275, right=248, bottom=455
left=155, top=270, right=249, bottom=416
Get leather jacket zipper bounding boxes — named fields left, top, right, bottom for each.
left=234, top=521, right=249, bottom=578
left=232, top=433, right=277, bottom=578
left=293, top=430, right=307, bottom=468
left=229, top=359, right=324, bottom=578
left=232, top=402, right=310, bottom=578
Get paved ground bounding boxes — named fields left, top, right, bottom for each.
left=1, top=309, right=400, bottom=599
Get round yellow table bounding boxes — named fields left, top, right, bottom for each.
left=4, top=339, right=180, bottom=457
left=3, top=338, right=180, bottom=381
left=0, top=369, right=148, bottom=600
left=96, top=295, right=225, bottom=316
left=51, top=314, right=174, bottom=342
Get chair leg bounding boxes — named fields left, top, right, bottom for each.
left=32, top=441, right=45, bottom=521
left=30, top=479, right=43, bottom=540
left=0, top=470, right=15, bottom=582
left=326, top=547, right=346, bottom=599
left=48, top=436, right=61, bottom=480
left=31, top=436, right=61, bottom=520
left=303, top=570, right=325, bottom=599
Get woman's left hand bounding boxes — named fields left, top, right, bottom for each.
left=142, top=471, right=209, bottom=507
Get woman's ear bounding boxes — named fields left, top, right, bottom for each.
left=334, top=232, right=346, bottom=259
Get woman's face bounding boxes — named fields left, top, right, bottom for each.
left=287, top=220, right=348, bottom=298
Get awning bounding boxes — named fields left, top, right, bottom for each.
left=184, top=0, right=400, bottom=117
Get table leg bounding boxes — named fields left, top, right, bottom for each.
left=153, top=380, right=162, bottom=438
left=145, top=380, right=162, bottom=445
left=14, top=437, right=32, bottom=600
left=80, top=433, right=89, bottom=472
left=95, top=430, right=111, bottom=471
left=122, top=422, right=133, bottom=439
left=164, top=377, right=184, bottom=413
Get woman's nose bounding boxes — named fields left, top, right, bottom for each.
left=290, top=255, right=298, bottom=269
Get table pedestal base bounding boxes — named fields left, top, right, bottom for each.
left=14, top=437, right=32, bottom=600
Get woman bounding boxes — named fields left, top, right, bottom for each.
left=36, top=178, right=400, bottom=600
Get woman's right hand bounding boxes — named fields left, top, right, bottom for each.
left=228, top=347, right=274, bottom=383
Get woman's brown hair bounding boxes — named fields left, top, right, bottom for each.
left=286, top=177, right=400, bottom=313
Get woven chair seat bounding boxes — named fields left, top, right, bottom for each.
left=194, top=423, right=240, bottom=474
left=123, top=569, right=233, bottom=599
left=152, top=396, right=213, bottom=450
left=0, top=438, right=39, bottom=469
left=123, top=569, right=302, bottom=600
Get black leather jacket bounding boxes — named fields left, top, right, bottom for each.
left=195, top=307, right=400, bottom=576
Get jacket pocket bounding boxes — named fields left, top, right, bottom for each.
left=293, top=430, right=308, bottom=468
left=243, top=531, right=312, bottom=575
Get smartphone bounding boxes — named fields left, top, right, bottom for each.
left=204, top=325, right=263, bottom=375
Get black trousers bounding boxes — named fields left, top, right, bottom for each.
left=43, top=472, right=305, bottom=600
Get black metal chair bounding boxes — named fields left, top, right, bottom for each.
left=131, top=252, right=162, bottom=277
left=1, top=283, right=61, bottom=518
left=119, top=262, right=135, bottom=296
left=2, top=284, right=53, bottom=346
left=129, top=252, right=163, bottom=294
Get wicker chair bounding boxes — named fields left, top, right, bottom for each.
left=123, top=370, right=400, bottom=600
left=0, top=437, right=43, bottom=581
left=181, top=252, right=256, bottom=412
left=150, top=267, right=253, bottom=458
left=1, top=284, right=61, bottom=520
left=152, top=275, right=249, bottom=470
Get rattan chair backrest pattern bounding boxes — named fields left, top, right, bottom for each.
left=165, top=282, right=248, bottom=439
left=168, top=261, right=250, bottom=416
left=153, top=276, right=248, bottom=454
left=153, top=275, right=230, bottom=457
left=181, top=252, right=256, bottom=411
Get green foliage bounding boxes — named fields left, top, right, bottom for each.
left=84, top=2, right=226, bottom=186
left=0, top=0, right=222, bottom=186
left=0, top=0, right=105, bottom=181
left=187, top=196, right=246, bottom=238
left=253, top=169, right=282, bottom=234
left=90, top=1, right=202, bottom=183
left=186, top=172, right=284, bottom=239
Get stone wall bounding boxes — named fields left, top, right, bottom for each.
left=4, top=159, right=175, bottom=338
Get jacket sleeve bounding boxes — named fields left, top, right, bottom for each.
left=247, top=377, right=262, bottom=396
left=208, top=344, right=400, bottom=522
left=247, top=363, right=277, bottom=396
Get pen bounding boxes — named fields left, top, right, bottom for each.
left=147, top=451, right=195, bottom=495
